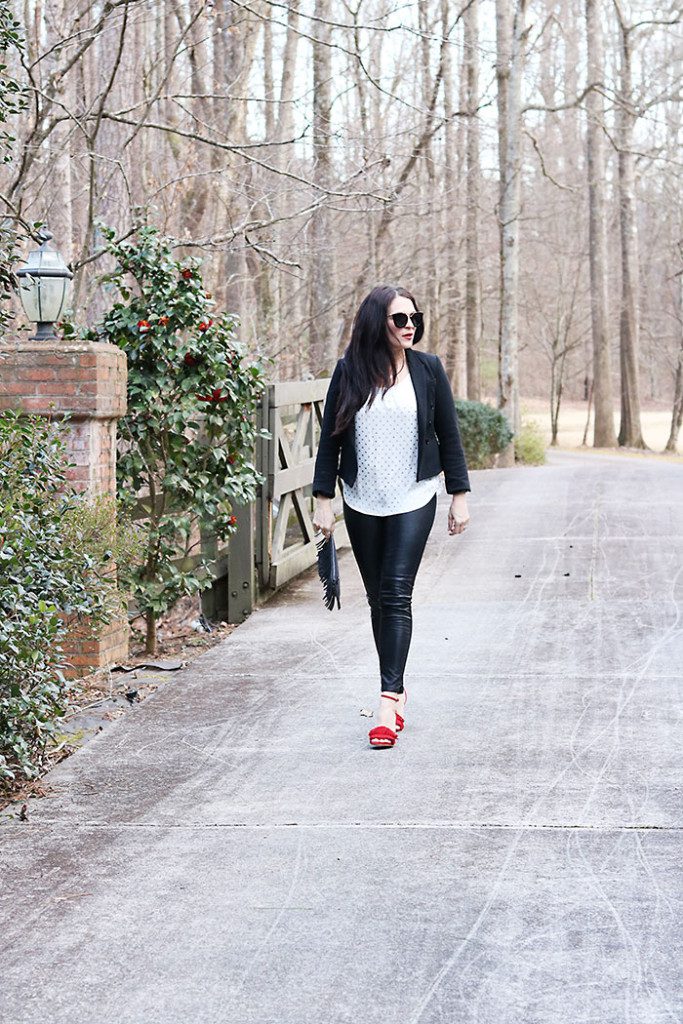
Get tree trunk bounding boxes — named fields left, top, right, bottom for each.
left=218, top=4, right=260, bottom=324
left=441, top=0, right=465, bottom=394
left=420, top=0, right=439, bottom=350
left=308, top=0, right=335, bottom=376
left=550, top=359, right=559, bottom=444
left=145, top=611, right=157, bottom=656
left=585, top=0, right=618, bottom=446
left=263, top=14, right=275, bottom=141
left=464, top=0, right=481, bottom=400
left=274, top=0, right=301, bottom=375
left=495, top=0, right=510, bottom=286
left=46, top=1, right=75, bottom=262
left=582, top=382, right=594, bottom=446
left=666, top=346, right=683, bottom=452
left=665, top=269, right=683, bottom=452
left=615, top=14, right=646, bottom=448
left=497, top=0, right=527, bottom=458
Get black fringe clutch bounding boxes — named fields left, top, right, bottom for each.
left=315, top=532, right=341, bottom=611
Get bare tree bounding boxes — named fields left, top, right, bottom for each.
left=614, top=2, right=646, bottom=447
left=497, top=0, right=529, bottom=457
left=527, top=260, right=586, bottom=445
left=441, top=0, right=466, bottom=395
left=308, top=0, right=335, bottom=376
left=584, top=0, right=618, bottom=446
left=464, top=0, right=481, bottom=401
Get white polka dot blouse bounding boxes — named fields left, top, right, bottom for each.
left=342, top=372, right=443, bottom=516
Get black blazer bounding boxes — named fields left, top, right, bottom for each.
left=312, top=346, right=471, bottom=500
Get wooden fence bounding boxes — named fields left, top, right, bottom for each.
left=191, top=376, right=347, bottom=623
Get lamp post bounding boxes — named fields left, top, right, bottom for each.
left=16, top=229, right=73, bottom=341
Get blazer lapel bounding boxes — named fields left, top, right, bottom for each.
left=406, top=346, right=429, bottom=452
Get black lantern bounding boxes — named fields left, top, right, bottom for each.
left=16, top=230, right=73, bottom=341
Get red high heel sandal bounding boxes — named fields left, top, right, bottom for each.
left=395, top=689, right=408, bottom=733
left=368, top=694, right=399, bottom=748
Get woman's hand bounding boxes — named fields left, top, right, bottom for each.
left=448, top=493, right=470, bottom=536
left=313, top=497, right=336, bottom=539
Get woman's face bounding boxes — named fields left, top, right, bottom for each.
left=386, top=294, right=418, bottom=352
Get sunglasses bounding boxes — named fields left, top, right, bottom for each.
left=388, top=311, right=423, bottom=330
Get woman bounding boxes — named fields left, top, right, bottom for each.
left=312, top=284, right=471, bottom=748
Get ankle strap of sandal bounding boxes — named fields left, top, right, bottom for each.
left=381, top=693, right=399, bottom=702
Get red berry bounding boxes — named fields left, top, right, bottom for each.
left=158, top=315, right=170, bottom=326
left=198, top=322, right=208, bottom=332
left=181, top=268, right=193, bottom=279
left=229, top=515, right=237, bottom=526
left=184, top=353, right=196, bottom=366
left=137, top=319, right=151, bottom=333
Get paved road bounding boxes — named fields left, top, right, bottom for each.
left=1, top=451, right=681, bottom=1024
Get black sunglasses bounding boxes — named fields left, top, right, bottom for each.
left=388, top=311, right=423, bottom=330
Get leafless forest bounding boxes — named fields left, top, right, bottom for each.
left=2, top=0, right=682, bottom=448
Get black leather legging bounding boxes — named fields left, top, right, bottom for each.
left=342, top=493, right=437, bottom=694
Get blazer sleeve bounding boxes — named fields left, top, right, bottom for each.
left=433, top=355, right=471, bottom=494
left=312, top=359, right=344, bottom=499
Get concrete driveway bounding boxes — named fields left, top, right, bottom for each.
left=1, top=450, right=681, bottom=1024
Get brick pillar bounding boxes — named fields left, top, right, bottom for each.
left=0, top=338, right=129, bottom=674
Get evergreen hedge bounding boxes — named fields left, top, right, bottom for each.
left=454, top=399, right=514, bottom=469
left=0, top=412, right=133, bottom=786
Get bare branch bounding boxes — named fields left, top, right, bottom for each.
left=524, top=129, right=577, bottom=192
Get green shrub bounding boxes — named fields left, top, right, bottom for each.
left=0, top=412, right=134, bottom=786
left=60, top=493, right=144, bottom=616
left=454, top=399, right=514, bottom=469
left=515, top=419, right=546, bottom=465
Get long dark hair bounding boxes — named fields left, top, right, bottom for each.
left=332, top=284, right=423, bottom=437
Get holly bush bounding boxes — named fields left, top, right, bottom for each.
left=82, top=224, right=269, bottom=653
left=454, top=399, right=514, bottom=469
left=0, top=412, right=130, bottom=787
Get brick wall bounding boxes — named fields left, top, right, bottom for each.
left=61, top=614, right=130, bottom=677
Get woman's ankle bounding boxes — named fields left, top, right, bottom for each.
left=378, top=691, right=401, bottom=727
